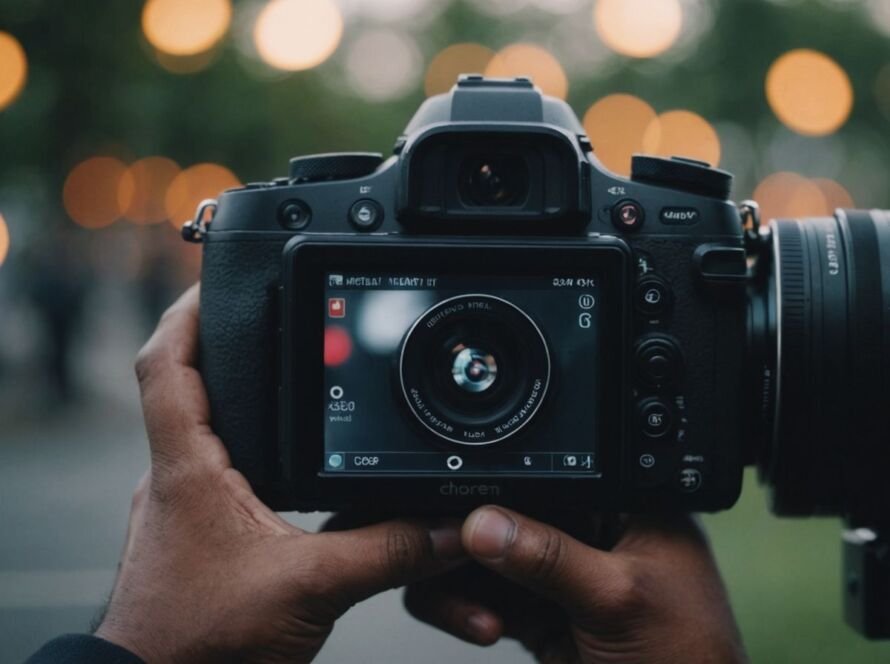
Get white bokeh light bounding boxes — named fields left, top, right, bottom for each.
left=357, top=291, right=434, bottom=355
left=344, top=29, right=422, bottom=101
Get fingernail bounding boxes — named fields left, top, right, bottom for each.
left=466, top=612, right=498, bottom=644
left=467, top=508, right=515, bottom=560
left=429, top=522, right=465, bottom=560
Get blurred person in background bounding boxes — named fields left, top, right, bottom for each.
left=20, top=227, right=92, bottom=403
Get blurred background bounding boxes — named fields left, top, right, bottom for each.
left=1, top=0, right=889, bottom=661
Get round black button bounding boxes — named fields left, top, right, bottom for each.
left=278, top=199, right=311, bottom=230
left=635, top=277, right=671, bottom=317
left=638, top=398, right=673, bottom=438
left=612, top=199, right=645, bottom=231
left=635, top=336, right=682, bottom=387
left=349, top=199, right=383, bottom=230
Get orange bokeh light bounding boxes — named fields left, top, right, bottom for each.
left=642, top=110, right=721, bottom=167
left=766, top=49, right=853, bottom=137
left=0, top=31, right=27, bottom=110
left=484, top=44, right=568, bottom=100
left=425, top=43, right=495, bottom=97
left=254, top=0, right=343, bottom=71
left=165, top=163, right=241, bottom=228
left=142, top=0, right=232, bottom=57
left=63, top=157, right=129, bottom=229
left=753, top=172, right=830, bottom=221
left=0, top=213, right=9, bottom=268
left=583, top=94, right=657, bottom=176
left=594, top=0, right=683, bottom=59
left=119, top=157, right=182, bottom=224
left=813, top=178, right=854, bottom=212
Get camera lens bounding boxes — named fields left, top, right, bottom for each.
left=451, top=346, right=498, bottom=393
left=747, top=209, right=890, bottom=521
left=399, top=294, right=550, bottom=446
left=460, top=156, right=529, bottom=207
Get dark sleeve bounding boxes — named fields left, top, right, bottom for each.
left=24, top=634, right=145, bottom=664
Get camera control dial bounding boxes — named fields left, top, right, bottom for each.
left=631, top=155, right=732, bottom=200
left=289, top=152, right=383, bottom=183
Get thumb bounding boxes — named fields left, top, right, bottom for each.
left=462, top=506, right=634, bottom=622
left=307, top=519, right=465, bottom=609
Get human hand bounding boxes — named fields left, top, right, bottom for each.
left=405, top=507, right=747, bottom=663
left=95, top=285, right=463, bottom=663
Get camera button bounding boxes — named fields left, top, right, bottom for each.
left=677, top=467, right=703, bottom=493
left=635, top=336, right=682, bottom=387
left=612, top=199, right=645, bottom=231
left=349, top=199, right=384, bottom=230
left=635, top=277, right=671, bottom=317
left=638, top=398, right=673, bottom=438
left=278, top=199, right=311, bottom=230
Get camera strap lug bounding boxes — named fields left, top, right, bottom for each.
left=181, top=198, right=218, bottom=243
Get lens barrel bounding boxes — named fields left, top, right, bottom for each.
left=399, top=294, right=550, bottom=446
left=749, top=210, right=890, bottom=521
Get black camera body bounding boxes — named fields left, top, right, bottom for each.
left=194, top=76, right=750, bottom=514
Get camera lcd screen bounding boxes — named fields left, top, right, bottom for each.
left=321, top=272, right=603, bottom=477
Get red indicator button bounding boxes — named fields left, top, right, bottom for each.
left=328, top=297, right=346, bottom=318
left=324, top=326, right=352, bottom=367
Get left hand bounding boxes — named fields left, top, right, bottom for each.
left=95, top=285, right=464, bottom=663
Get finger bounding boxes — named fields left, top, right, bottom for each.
left=462, top=506, right=633, bottom=623
left=307, top=518, right=465, bottom=610
left=134, top=284, right=228, bottom=471
left=404, top=579, right=502, bottom=646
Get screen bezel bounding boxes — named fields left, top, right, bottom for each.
left=280, top=236, right=631, bottom=512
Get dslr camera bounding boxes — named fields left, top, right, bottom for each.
left=184, top=76, right=890, bottom=636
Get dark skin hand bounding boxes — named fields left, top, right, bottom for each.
left=406, top=507, right=748, bottom=663
left=95, top=285, right=464, bottom=663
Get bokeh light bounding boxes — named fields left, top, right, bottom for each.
left=642, top=110, right=721, bottom=166
left=345, top=30, right=422, bottom=102
left=484, top=43, right=568, bottom=99
left=142, top=0, right=232, bottom=57
left=813, top=178, right=855, bottom=211
left=0, top=31, right=27, bottom=111
left=594, top=0, right=683, bottom=59
left=583, top=94, right=657, bottom=176
left=766, top=49, right=853, bottom=136
left=153, top=48, right=219, bottom=74
left=63, top=157, right=129, bottom=229
left=254, top=0, right=343, bottom=71
left=118, top=157, right=182, bottom=225
left=753, top=172, right=829, bottom=220
left=165, top=163, right=241, bottom=227
left=0, top=213, right=9, bottom=268
left=425, top=43, right=495, bottom=97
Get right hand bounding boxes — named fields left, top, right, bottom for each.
left=405, top=506, right=747, bottom=663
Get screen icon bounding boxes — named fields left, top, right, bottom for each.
left=523, top=456, right=533, bottom=467
left=329, top=385, right=344, bottom=399
left=578, top=294, right=595, bottom=310
left=328, top=297, right=346, bottom=318
left=563, top=455, right=578, bottom=467
left=328, top=453, right=344, bottom=469
left=578, top=313, right=592, bottom=329
left=329, top=274, right=344, bottom=287
left=446, top=455, right=463, bottom=471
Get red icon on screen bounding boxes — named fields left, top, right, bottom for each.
left=328, top=298, right=346, bottom=318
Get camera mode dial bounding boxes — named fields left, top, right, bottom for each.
left=631, top=155, right=732, bottom=200
left=288, top=153, right=383, bottom=183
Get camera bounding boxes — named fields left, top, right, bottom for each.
left=185, top=76, right=890, bottom=635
